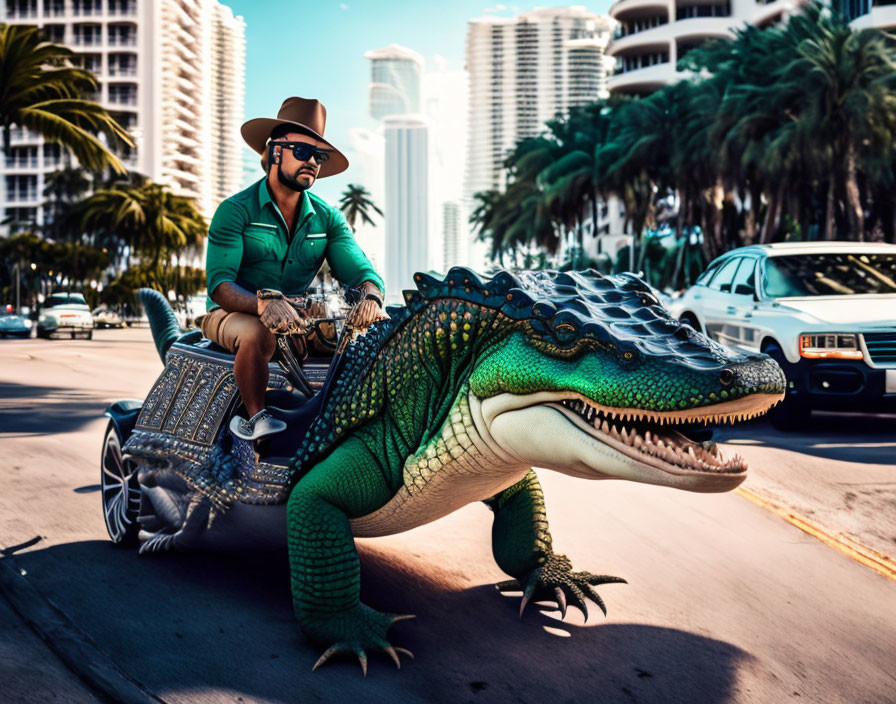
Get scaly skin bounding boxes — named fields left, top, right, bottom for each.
left=283, top=268, right=786, bottom=672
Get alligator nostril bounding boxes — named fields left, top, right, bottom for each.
left=720, top=368, right=735, bottom=387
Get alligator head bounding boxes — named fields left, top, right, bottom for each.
left=457, top=269, right=786, bottom=493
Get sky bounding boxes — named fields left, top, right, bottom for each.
left=227, top=0, right=613, bottom=204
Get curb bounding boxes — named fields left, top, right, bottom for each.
left=0, top=551, right=166, bottom=704
left=736, top=487, right=896, bottom=582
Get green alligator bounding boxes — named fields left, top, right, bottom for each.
left=135, top=268, right=784, bottom=674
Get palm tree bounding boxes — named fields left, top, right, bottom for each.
left=43, top=167, right=91, bottom=241
left=0, top=24, right=132, bottom=172
left=70, top=179, right=206, bottom=279
left=338, top=184, right=383, bottom=231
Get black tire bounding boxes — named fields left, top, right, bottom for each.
left=85, top=329, right=93, bottom=340
left=100, top=421, right=141, bottom=546
left=679, top=312, right=703, bottom=334
left=763, top=343, right=810, bottom=430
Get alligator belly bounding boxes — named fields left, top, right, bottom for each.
left=349, top=462, right=529, bottom=538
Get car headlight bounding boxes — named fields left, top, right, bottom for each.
left=799, top=333, right=863, bottom=360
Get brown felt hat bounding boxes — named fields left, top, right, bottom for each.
left=240, top=97, right=348, bottom=178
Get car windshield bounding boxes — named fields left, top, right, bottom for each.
left=764, top=253, right=896, bottom=297
left=45, top=294, right=88, bottom=307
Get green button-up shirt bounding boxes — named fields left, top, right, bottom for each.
left=205, top=178, right=384, bottom=310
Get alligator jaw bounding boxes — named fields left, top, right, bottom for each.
left=478, top=390, right=784, bottom=484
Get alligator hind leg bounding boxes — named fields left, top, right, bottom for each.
left=484, top=469, right=626, bottom=620
left=287, top=437, right=413, bottom=674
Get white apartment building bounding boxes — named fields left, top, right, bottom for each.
left=363, top=44, right=423, bottom=120
left=383, top=115, right=429, bottom=302
left=607, top=0, right=892, bottom=95
left=1, top=0, right=245, bottom=231
left=463, top=6, right=614, bottom=204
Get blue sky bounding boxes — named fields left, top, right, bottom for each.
left=227, top=1, right=613, bottom=202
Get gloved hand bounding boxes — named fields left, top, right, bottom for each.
left=346, top=282, right=390, bottom=329
left=258, top=295, right=309, bottom=335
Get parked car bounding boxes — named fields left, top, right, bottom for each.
left=668, top=242, right=896, bottom=428
left=92, top=305, right=124, bottom=329
left=0, top=311, right=31, bottom=338
left=37, top=292, right=94, bottom=339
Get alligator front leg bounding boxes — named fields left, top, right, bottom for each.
left=287, top=439, right=413, bottom=674
left=484, top=469, right=626, bottom=620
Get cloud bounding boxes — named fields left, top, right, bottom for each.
left=339, top=2, right=348, bottom=9
left=483, top=4, right=509, bottom=13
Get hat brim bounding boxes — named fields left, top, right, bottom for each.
left=240, top=118, right=348, bottom=178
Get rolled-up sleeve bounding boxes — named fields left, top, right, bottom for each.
left=206, top=200, right=248, bottom=297
left=324, top=208, right=385, bottom=293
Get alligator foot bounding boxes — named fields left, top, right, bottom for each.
left=305, top=604, right=415, bottom=675
left=496, top=553, right=627, bottom=621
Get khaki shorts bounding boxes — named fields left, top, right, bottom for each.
left=198, top=308, right=271, bottom=354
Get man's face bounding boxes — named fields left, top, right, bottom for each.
left=271, top=132, right=327, bottom=192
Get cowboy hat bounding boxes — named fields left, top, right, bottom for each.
left=240, top=97, right=348, bottom=178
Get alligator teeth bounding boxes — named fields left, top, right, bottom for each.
left=601, top=420, right=609, bottom=433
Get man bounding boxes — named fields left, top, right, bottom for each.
left=201, top=97, right=387, bottom=441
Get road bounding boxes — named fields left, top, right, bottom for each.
left=0, top=329, right=894, bottom=704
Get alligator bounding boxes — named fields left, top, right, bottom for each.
left=131, top=267, right=785, bottom=674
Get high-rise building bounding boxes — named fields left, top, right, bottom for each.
left=363, top=44, right=423, bottom=120
left=383, top=115, right=428, bottom=302
left=463, top=7, right=613, bottom=205
left=441, top=200, right=462, bottom=271
left=0, top=0, right=245, bottom=232
left=604, top=0, right=896, bottom=95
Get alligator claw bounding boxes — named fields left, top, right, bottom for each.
left=306, top=604, right=414, bottom=674
left=503, top=553, right=626, bottom=622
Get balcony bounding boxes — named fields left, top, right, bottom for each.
left=108, top=0, right=137, bottom=15
left=5, top=1, right=38, bottom=19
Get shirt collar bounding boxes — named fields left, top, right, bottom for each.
left=257, top=177, right=317, bottom=231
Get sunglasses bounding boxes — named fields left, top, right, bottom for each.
left=274, top=141, right=332, bottom=164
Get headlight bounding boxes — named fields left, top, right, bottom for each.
left=799, top=333, right=863, bottom=360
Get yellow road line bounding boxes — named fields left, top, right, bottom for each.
left=736, top=487, right=896, bottom=582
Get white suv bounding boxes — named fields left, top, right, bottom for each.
left=668, top=242, right=896, bottom=427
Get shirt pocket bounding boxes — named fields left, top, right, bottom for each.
left=243, top=225, right=280, bottom=264
left=298, top=232, right=327, bottom=270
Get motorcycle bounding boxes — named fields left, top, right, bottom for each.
left=99, top=287, right=363, bottom=551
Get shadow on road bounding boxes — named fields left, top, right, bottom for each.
left=7, top=539, right=749, bottom=704
left=716, top=412, right=896, bottom=465
left=0, top=382, right=109, bottom=435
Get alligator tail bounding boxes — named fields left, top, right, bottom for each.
left=138, top=288, right=182, bottom=363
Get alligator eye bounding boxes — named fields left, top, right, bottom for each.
left=623, top=351, right=633, bottom=360
left=720, top=368, right=735, bottom=387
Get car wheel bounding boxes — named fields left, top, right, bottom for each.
left=85, top=330, right=93, bottom=340
left=679, top=313, right=702, bottom=334
left=100, top=421, right=141, bottom=546
left=763, top=343, right=810, bottom=430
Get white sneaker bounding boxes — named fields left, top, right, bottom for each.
left=229, top=409, right=286, bottom=441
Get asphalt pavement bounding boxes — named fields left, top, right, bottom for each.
left=0, top=329, right=894, bottom=703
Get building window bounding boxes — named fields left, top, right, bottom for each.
left=616, top=51, right=670, bottom=74
left=676, top=3, right=732, bottom=20
left=73, top=0, right=102, bottom=16
left=836, top=0, right=871, bottom=19
left=108, top=0, right=137, bottom=14
left=43, top=0, right=64, bottom=17
left=73, top=23, right=103, bottom=46
left=108, top=83, right=137, bottom=106
left=108, top=23, right=137, bottom=46
left=616, top=15, right=668, bottom=39
left=108, top=52, right=137, bottom=77
left=73, top=52, right=102, bottom=73
left=42, top=23, right=65, bottom=44
left=43, top=143, right=63, bottom=167
left=6, top=175, right=38, bottom=203
left=6, top=0, right=37, bottom=18
left=5, top=146, right=38, bottom=169
left=110, top=110, right=137, bottom=131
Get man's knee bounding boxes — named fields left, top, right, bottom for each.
left=237, top=320, right=277, bottom=359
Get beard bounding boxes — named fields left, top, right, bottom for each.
left=277, top=166, right=315, bottom=192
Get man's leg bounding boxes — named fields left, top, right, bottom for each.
left=231, top=318, right=277, bottom=417
left=202, top=309, right=277, bottom=417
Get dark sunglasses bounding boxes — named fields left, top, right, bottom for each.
left=275, top=141, right=332, bottom=164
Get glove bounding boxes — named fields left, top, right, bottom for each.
left=346, top=282, right=389, bottom=329
left=258, top=295, right=308, bottom=335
